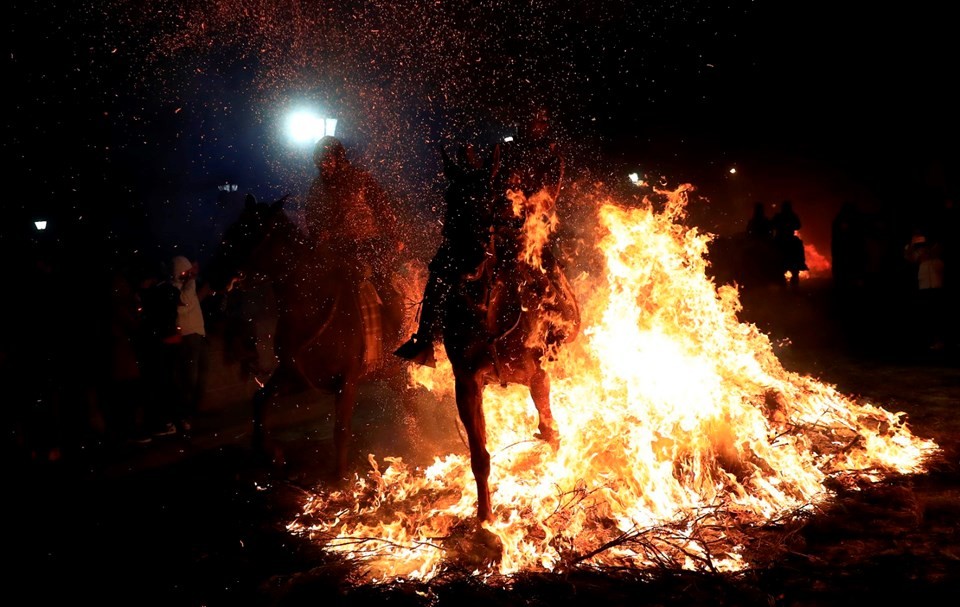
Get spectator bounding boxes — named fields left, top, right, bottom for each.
left=743, top=201, right=779, bottom=287
left=772, top=199, right=807, bottom=288
left=170, top=255, right=210, bottom=434
left=133, top=261, right=182, bottom=441
left=746, top=201, right=774, bottom=241
left=904, top=233, right=947, bottom=351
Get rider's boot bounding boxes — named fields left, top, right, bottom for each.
left=394, top=333, right=436, bottom=368
left=394, top=271, right=444, bottom=368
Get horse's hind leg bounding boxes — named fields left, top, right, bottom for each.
left=530, top=366, right=559, bottom=448
left=333, top=375, right=359, bottom=481
left=455, top=373, right=492, bottom=522
left=387, top=368, right=422, bottom=449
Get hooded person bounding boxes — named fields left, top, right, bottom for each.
left=131, top=259, right=182, bottom=439
left=170, top=255, right=209, bottom=433
left=172, top=256, right=205, bottom=338
left=304, top=136, right=404, bottom=285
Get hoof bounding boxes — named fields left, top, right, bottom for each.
left=334, top=471, right=352, bottom=487
left=394, top=337, right=436, bottom=367
left=442, top=519, right=503, bottom=569
left=535, top=427, right=560, bottom=450
left=269, top=446, right=288, bottom=471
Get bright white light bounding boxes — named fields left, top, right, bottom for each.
left=34, top=220, right=47, bottom=230
left=628, top=172, right=640, bottom=184
left=503, top=136, right=514, bottom=143
left=729, top=167, right=737, bottom=174
left=286, top=110, right=337, bottom=145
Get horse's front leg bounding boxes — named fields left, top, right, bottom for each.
left=530, top=366, right=559, bottom=449
left=253, top=363, right=306, bottom=470
left=455, top=373, right=492, bottom=522
left=252, top=371, right=282, bottom=465
left=333, top=374, right=359, bottom=480
left=388, top=366, right=422, bottom=447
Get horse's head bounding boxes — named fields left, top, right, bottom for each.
left=205, top=194, right=293, bottom=293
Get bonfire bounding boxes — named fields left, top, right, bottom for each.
left=287, top=183, right=939, bottom=583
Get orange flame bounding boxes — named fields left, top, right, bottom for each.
left=507, top=187, right=558, bottom=271
left=289, top=184, right=937, bottom=583
left=801, top=237, right=831, bottom=278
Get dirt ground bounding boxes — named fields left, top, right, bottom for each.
left=10, top=279, right=960, bottom=606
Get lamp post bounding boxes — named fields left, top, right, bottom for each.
left=285, top=109, right=337, bottom=145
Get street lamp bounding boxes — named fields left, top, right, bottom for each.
left=286, top=109, right=337, bottom=145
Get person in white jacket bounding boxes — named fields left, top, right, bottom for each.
left=171, top=255, right=209, bottom=433
left=904, top=235, right=946, bottom=350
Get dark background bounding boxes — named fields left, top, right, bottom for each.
left=4, top=1, right=957, bottom=266
left=5, top=4, right=959, bottom=603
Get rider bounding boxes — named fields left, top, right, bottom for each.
left=495, top=108, right=577, bottom=351
left=304, top=136, right=404, bottom=291
left=393, top=142, right=497, bottom=367
left=395, top=108, right=576, bottom=366
left=497, top=107, right=564, bottom=207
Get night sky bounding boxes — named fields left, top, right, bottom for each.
left=5, top=1, right=957, bottom=265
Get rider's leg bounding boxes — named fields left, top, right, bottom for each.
left=394, top=268, right=445, bottom=366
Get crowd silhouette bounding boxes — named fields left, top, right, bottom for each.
left=704, top=194, right=958, bottom=356
left=710, top=199, right=809, bottom=290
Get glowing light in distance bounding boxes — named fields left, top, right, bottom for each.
left=325, top=118, right=338, bottom=137
left=34, top=220, right=47, bottom=230
left=286, top=110, right=337, bottom=145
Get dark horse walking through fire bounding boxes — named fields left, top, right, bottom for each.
left=205, top=195, right=419, bottom=477
left=442, top=189, right=581, bottom=522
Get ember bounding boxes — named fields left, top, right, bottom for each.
left=288, top=184, right=938, bottom=583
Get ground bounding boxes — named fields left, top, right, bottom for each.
left=10, top=279, right=960, bottom=606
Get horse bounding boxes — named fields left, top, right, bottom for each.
left=204, top=195, right=418, bottom=478
left=441, top=197, right=581, bottom=522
